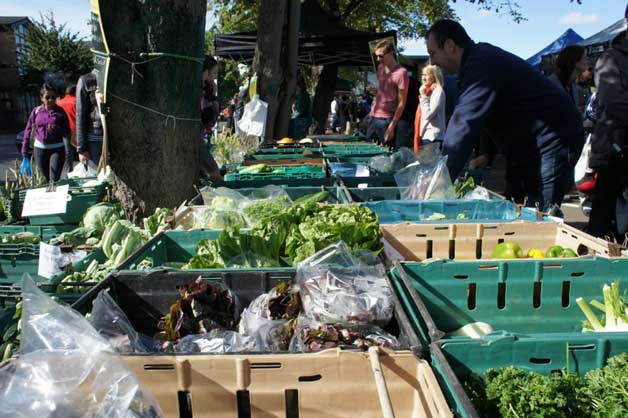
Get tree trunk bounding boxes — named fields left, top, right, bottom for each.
left=95, top=0, right=205, bottom=221
left=312, top=64, right=338, bottom=133
left=274, top=0, right=300, bottom=139
left=253, top=0, right=289, bottom=143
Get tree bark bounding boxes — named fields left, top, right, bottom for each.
left=96, top=0, right=205, bottom=221
left=253, top=0, right=289, bottom=143
left=274, top=0, right=300, bottom=139
left=312, top=64, right=338, bottom=133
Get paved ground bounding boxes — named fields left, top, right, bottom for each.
left=0, top=134, right=20, bottom=187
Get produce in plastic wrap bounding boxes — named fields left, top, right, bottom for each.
left=394, top=156, right=455, bottom=200
left=0, top=231, right=40, bottom=244
left=290, top=315, right=399, bottom=352
left=369, top=147, right=416, bottom=174
left=239, top=281, right=301, bottom=350
left=156, top=277, right=237, bottom=342
left=0, top=275, right=164, bottom=418
left=295, top=241, right=394, bottom=325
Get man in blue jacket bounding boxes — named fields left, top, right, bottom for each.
left=426, top=20, right=584, bottom=214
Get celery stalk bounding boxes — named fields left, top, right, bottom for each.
left=590, top=299, right=606, bottom=312
left=576, top=297, right=604, bottom=331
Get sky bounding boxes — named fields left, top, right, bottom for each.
left=0, top=0, right=625, bottom=60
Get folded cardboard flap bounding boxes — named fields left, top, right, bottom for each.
left=124, top=348, right=452, bottom=418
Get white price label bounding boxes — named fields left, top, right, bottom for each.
left=22, top=185, right=69, bottom=217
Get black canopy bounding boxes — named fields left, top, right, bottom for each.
left=214, top=0, right=397, bottom=66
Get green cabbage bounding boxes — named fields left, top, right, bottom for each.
left=82, top=203, right=122, bottom=236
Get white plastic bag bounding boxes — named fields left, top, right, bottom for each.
left=68, top=160, right=98, bottom=178
left=0, top=275, right=164, bottom=418
left=462, top=186, right=491, bottom=201
left=575, top=133, right=593, bottom=184
left=237, top=94, right=268, bottom=138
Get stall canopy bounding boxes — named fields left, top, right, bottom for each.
left=579, top=18, right=627, bottom=48
left=526, top=28, right=583, bottom=68
left=214, top=0, right=397, bottom=67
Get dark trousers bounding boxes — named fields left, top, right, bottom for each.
left=588, top=157, right=624, bottom=240
left=34, top=146, right=65, bottom=182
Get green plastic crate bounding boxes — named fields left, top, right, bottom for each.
left=22, top=180, right=107, bottom=225
left=308, top=134, right=366, bottom=142
left=0, top=225, right=76, bottom=245
left=225, top=166, right=327, bottom=182
left=430, top=336, right=628, bottom=418
left=390, top=258, right=628, bottom=349
left=0, top=248, right=105, bottom=307
left=322, top=144, right=388, bottom=156
left=216, top=177, right=334, bottom=188
left=256, top=146, right=321, bottom=154
left=247, top=152, right=323, bottom=161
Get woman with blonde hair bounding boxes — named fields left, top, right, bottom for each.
left=413, top=64, right=446, bottom=156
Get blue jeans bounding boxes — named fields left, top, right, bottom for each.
left=366, top=117, right=391, bottom=145
left=87, top=140, right=103, bottom=166
left=395, top=119, right=413, bottom=150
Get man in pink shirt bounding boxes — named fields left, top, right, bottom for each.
left=366, top=40, right=409, bottom=146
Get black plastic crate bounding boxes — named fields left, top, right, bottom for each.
left=72, top=268, right=421, bottom=354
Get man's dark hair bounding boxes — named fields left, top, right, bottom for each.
left=40, top=83, right=56, bottom=96
left=65, top=84, right=77, bottom=96
left=426, top=19, right=472, bottom=49
left=203, top=55, right=218, bottom=71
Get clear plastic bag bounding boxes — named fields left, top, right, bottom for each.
left=240, top=185, right=292, bottom=228
left=200, top=186, right=249, bottom=209
left=174, top=330, right=257, bottom=353
left=0, top=274, right=164, bottom=418
left=369, top=147, right=417, bottom=174
left=462, top=186, right=491, bottom=201
left=89, top=289, right=148, bottom=354
left=295, top=241, right=393, bottom=325
left=394, top=156, right=455, bottom=200
left=238, top=285, right=299, bottom=351
left=289, top=314, right=399, bottom=352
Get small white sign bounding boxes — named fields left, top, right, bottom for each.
left=38, top=242, right=63, bottom=279
left=22, top=185, right=69, bottom=217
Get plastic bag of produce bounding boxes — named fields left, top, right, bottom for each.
left=89, top=289, right=148, bottom=354
left=289, top=314, right=399, bottom=352
left=200, top=186, right=249, bottom=209
left=0, top=274, right=163, bottom=418
left=241, top=185, right=292, bottom=228
left=174, top=330, right=257, bottom=353
left=238, top=281, right=301, bottom=351
left=295, top=241, right=393, bottom=325
left=463, top=186, right=491, bottom=200
left=394, top=155, right=455, bottom=200
left=369, top=147, right=417, bottom=174
left=195, top=187, right=250, bottom=229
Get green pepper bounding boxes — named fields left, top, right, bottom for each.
left=491, top=242, right=524, bottom=259
left=545, top=245, right=564, bottom=258
left=561, top=248, right=577, bottom=258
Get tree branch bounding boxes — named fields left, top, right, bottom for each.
left=341, top=0, right=367, bottom=20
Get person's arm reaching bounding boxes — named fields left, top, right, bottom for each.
left=442, top=68, right=498, bottom=179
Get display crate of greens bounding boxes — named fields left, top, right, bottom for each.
left=18, top=179, right=108, bottom=225
left=245, top=151, right=323, bottom=161
left=389, top=257, right=628, bottom=348
left=224, top=165, right=327, bottom=182
left=307, top=134, right=365, bottom=142
left=430, top=337, right=628, bottom=418
left=177, top=187, right=347, bottom=230
left=0, top=225, right=76, bottom=248
left=0, top=247, right=105, bottom=307
left=381, top=221, right=618, bottom=262
left=341, top=186, right=505, bottom=203
left=256, top=145, right=321, bottom=154
left=241, top=157, right=325, bottom=167
left=71, top=269, right=453, bottom=418
left=322, top=144, right=388, bottom=157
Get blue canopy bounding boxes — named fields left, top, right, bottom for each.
left=526, top=28, right=583, bottom=68
left=579, top=18, right=627, bottom=47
